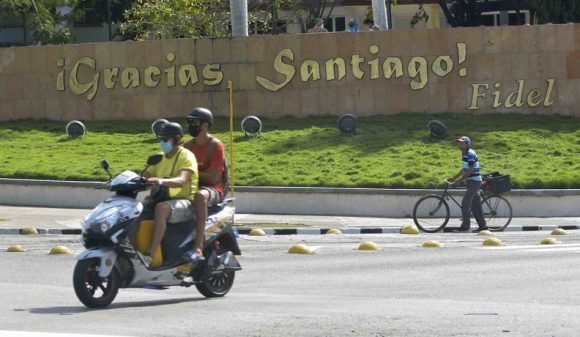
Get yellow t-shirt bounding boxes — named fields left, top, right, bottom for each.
left=146, top=147, right=198, bottom=201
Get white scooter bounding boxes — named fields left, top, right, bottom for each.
left=73, top=155, right=241, bottom=308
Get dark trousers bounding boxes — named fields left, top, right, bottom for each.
left=461, top=180, right=486, bottom=229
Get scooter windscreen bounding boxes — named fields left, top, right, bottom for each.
left=108, top=170, right=147, bottom=192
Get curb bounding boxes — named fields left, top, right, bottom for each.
left=3, top=225, right=578, bottom=236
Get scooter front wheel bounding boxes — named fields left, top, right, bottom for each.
left=195, top=271, right=235, bottom=298
left=73, top=258, right=120, bottom=308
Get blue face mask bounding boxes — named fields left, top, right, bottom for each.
left=160, top=140, right=174, bottom=154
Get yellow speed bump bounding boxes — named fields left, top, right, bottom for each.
left=288, top=244, right=313, bottom=254
left=422, top=240, right=442, bottom=248
left=249, top=228, right=266, bottom=236
left=20, top=227, right=39, bottom=235
left=400, top=225, right=419, bottom=235
left=541, top=237, right=559, bottom=245
left=326, top=228, right=342, bottom=235
left=6, top=245, right=26, bottom=253
left=551, top=228, right=568, bottom=236
left=358, top=242, right=380, bottom=251
left=49, top=245, right=72, bottom=255
left=478, top=230, right=493, bottom=236
left=7, top=245, right=27, bottom=252
left=482, top=237, right=502, bottom=246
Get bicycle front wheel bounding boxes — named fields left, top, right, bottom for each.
left=481, top=195, right=512, bottom=231
left=413, top=195, right=450, bottom=233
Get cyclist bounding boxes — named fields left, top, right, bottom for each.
left=448, top=136, right=488, bottom=233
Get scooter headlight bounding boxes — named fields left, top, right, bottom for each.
left=83, top=206, right=128, bottom=234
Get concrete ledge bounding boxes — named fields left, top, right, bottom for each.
left=1, top=178, right=580, bottom=217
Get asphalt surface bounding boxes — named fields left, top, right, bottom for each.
left=2, top=231, right=580, bottom=336
left=1, top=205, right=580, bottom=234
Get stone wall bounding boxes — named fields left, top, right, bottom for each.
left=1, top=24, right=579, bottom=121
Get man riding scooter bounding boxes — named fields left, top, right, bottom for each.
left=142, top=121, right=199, bottom=265
left=183, top=107, right=227, bottom=258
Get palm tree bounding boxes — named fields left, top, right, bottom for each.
left=230, top=0, right=248, bottom=37
left=371, top=0, right=389, bottom=30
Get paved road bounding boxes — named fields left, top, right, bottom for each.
left=1, top=231, right=580, bottom=336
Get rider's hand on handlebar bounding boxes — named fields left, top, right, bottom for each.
left=146, top=177, right=161, bottom=186
left=444, top=179, right=456, bottom=186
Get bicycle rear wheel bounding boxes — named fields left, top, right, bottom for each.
left=413, top=195, right=450, bottom=233
left=481, top=195, right=512, bottom=231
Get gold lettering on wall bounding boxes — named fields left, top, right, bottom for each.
left=203, top=64, right=223, bottom=86
left=121, top=67, right=140, bottom=88
left=104, top=68, right=119, bottom=89
left=165, top=53, right=176, bottom=87
left=527, top=89, right=542, bottom=107
left=368, top=46, right=380, bottom=80
left=505, top=80, right=525, bottom=108
left=351, top=55, right=365, bottom=79
left=256, top=48, right=296, bottom=91
left=178, top=65, right=199, bottom=86
left=56, top=58, right=65, bottom=91
left=325, top=58, right=346, bottom=81
left=300, top=60, right=321, bottom=82
left=144, top=66, right=161, bottom=87
left=69, top=57, right=100, bottom=100
left=55, top=41, right=557, bottom=112
left=432, top=56, right=453, bottom=77
left=408, top=57, right=428, bottom=90
left=256, top=43, right=468, bottom=92
left=468, top=79, right=555, bottom=110
left=383, top=58, right=403, bottom=79
left=58, top=54, right=225, bottom=100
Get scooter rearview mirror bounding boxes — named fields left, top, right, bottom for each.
left=140, top=154, right=163, bottom=177
left=100, top=159, right=113, bottom=180
left=147, top=154, right=163, bottom=166
left=100, top=160, right=109, bottom=171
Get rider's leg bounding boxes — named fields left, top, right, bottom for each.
left=148, top=201, right=172, bottom=257
left=460, top=180, right=480, bottom=229
left=470, top=189, right=487, bottom=228
left=194, top=189, right=211, bottom=255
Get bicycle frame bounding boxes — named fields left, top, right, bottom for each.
left=438, top=181, right=491, bottom=213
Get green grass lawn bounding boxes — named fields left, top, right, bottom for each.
left=1, top=113, right=580, bottom=189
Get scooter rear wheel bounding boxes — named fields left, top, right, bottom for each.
left=73, top=258, right=120, bottom=308
left=195, top=271, right=235, bottom=298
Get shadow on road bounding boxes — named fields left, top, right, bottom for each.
left=21, top=297, right=208, bottom=314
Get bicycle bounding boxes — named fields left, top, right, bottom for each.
left=412, top=172, right=513, bottom=233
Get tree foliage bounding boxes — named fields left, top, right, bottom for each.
left=437, top=0, right=482, bottom=27
left=291, top=0, right=337, bottom=32
left=120, top=0, right=289, bottom=40
left=532, top=0, right=580, bottom=23
left=0, top=0, right=79, bottom=44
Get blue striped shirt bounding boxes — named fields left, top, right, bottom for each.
left=462, top=149, right=482, bottom=182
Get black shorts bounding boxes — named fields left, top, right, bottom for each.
left=200, top=186, right=222, bottom=207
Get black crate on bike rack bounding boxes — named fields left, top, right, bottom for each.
left=483, top=172, right=511, bottom=194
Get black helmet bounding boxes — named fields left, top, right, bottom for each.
left=187, top=107, right=214, bottom=126
left=157, top=122, right=183, bottom=138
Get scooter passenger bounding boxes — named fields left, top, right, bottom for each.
left=183, top=107, right=226, bottom=258
left=142, top=122, right=199, bottom=265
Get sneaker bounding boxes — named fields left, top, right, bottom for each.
left=142, top=252, right=153, bottom=266
left=451, top=227, right=470, bottom=233
left=181, top=250, right=205, bottom=265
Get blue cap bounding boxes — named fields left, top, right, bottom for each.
left=456, top=136, right=471, bottom=147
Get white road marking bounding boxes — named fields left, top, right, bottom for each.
left=475, top=243, right=580, bottom=252
left=0, top=332, right=131, bottom=337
